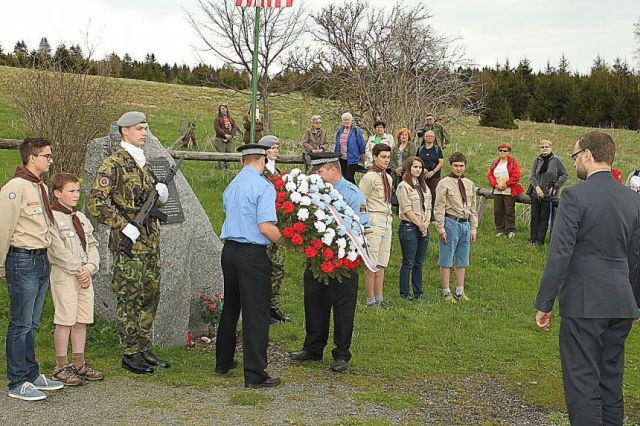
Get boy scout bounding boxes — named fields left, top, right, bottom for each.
left=434, top=152, right=478, bottom=303
left=48, top=173, right=103, bottom=385
left=87, top=111, right=170, bottom=374
left=0, top=138, right=64, bottom=401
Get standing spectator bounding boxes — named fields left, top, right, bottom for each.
left=389, top=128, right=417, bottom=190
left=243, top=110, right=264, bottom=145
left=0, top=138, right=64, bottom=401
left=213, top=104, right=238, bottom=169
left=434, top=152, right=478, bottom=303
left=487, top=143, right=524, bottom=238
left=334, top=112, right=366, bottom=184
left=417, top=113, right=450, bottom=148
left=215, top=143, right=283, bottom=388
left=535, top=131, right=640, bottom=425
left=417, top=130, right=444, bottom=217
left=359, top=143, right=393, bottom=307
left=364, top=120, right=395, bottom=168
left=396, top=157, right=431, bottom=300
left=302, top=115, right=329, bottom=170
left=528, top=140, right=569, bottom=245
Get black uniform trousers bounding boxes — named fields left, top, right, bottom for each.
left=559, top=317, right=633, bottom=426
left=302, top=267, right=358, bottom=361
left=216, top=241, right=272, bottom=385
left=530, top=196, right=552, bottom=244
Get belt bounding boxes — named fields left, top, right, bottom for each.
left=9, top=246, right=47, bottom=255
left=445, top=214, right=469, bottom=223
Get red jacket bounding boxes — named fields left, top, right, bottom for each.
left=487, top=156, right=524, bottom=197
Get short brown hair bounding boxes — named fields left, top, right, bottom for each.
left=448, top=152, right=467, bottom=165
left=396, top=128, right=413, bottom=141
left=19, top=138, right=51, bottom=165
left=51, top=173, right=80, bottom=193
left=497, top=143, right=511, bottom=152
left=372, top=143, right=391, bottom=157
left=577, top=131, right=615, bottom=165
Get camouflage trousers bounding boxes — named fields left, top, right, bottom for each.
left=267, top=244, right=285, bottom=307
left=112, top=251, right=161, bottom=355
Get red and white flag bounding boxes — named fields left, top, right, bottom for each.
left=236, top=0, right=293, bottom=7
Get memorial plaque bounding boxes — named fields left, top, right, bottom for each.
left=149, top=158, right=185, bottom=225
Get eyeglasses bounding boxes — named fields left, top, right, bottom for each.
left=498, top=149, right=509, bottom=153
left=539, top=146, right=551, bottom=149
left=571, top=149, right=586, bottom=160
left=34, top=154, right=53, bottom=160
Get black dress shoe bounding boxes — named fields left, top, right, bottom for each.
left=215, top=361, right=238, bottom=375
left=330, top=359, right=348, bottom=372
left=289, top=349, right=322, bottom=361
left=269, top=306, right=291, bottom=323
left=122, top=353, right=154, bottom=374
left=141, top=350, right=170, bottom=368
left=245, top=377, right=281, bottom=389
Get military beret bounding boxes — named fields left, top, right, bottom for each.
left=237, top=143, right=269, bottom=156
left=309, top=152, right=341, bottom=171
left=258, top=135, right=279, bottom=148
left=117, top=111, right=147, bottom=127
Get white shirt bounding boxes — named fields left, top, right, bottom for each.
left=120, top=141, right=146, bottom=169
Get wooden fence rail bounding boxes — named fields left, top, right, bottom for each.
left=476, top=187, right=558, bottom=225
left=0, top=138, right=21, bottom=149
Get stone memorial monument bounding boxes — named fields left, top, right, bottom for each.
left=83, top=123, right=223, bottom=346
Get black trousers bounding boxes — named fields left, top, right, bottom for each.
left=339, top=159, right=359, bottom=184
left=530, top=196, right=552, bottom=244
left=216, top=241, right=272, bottom=385
left=302, top=267, right=358, bottom=361
left=559, top=317, right=633, bottom=426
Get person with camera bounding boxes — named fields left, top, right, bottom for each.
left=416, top=130, right=444, bottom=219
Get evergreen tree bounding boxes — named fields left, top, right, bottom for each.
left=480, top=84, right=518, bottom=129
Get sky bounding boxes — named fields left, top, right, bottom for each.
left=1, top=0, right=638, bottom=74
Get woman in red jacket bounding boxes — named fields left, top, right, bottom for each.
left=487, top=143, right=524, bottom=238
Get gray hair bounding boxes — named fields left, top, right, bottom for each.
left=341, top=112, right=353, bottom=121
left=425, top=130, right=436, bottom=137
left=311, top=115, right=322, bottom=122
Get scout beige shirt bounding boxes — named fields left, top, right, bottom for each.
left=434, top=176, right=478, bottom=235
left=359, top=171, right=393, bottom=216
left=0, top=177, right=52, bottom=276
left=48, top=210, right=99, bottom=276
left=397, top=180, right=432, bottom=224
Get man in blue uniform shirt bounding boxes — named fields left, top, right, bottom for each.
left=215, top=143, right=283, bottom=389
left=290, top=152, right=369, bottom=372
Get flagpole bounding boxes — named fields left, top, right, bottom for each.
left=250, top=5, right=261, bottom=144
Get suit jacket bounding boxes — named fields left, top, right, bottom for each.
left=535, top=171, right=640, bottom=318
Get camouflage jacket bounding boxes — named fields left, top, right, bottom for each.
left=421, top=122, right=450, bottom=147
left=87, top=149, right=160, bottom=254
left=262, top=164, right=281, bottom=180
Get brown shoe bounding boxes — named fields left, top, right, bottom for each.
left=74, top=362, right=104, bottom=381
left=53, top=365, right=84, bottom=386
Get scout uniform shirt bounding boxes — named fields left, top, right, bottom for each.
left=396, top=181, right=432, bottom=224
left=48, top=210, right=100, bottom=279
left=434, top=176, right=478, bottom=236
left=358, top=170, right=393, bottom=216
left=87, top=148, right=160, bottom=255
left=0, top=177, right=52, bottom=276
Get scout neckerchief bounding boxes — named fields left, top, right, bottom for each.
left=448, top=172, right=467, bottom=205
left=370, top=163, right=392, bottom=203
left=52, top=201, right=87, bottom=252
left=13, top=167, right=55, bottom=224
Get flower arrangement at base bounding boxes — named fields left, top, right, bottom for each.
left=197, top=291, right=224, bottom=326
left=611, top=169, right=623, bottom=183
left=268, top=169, right=374, bottom=283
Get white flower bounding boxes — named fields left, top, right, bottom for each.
left=290, top=192, right=302, bottom=203
left=324, top=228, right=336, bottom=238
left=285, top=181, right=297, bottom=192
left=314, top=221, right=327, bottom=233
left=298, top=182, right=310, bottom=194
left=289, top=169, right=301, bottom=178
left=308, top=174, right=320, bottom=184
left=321, top=234, right=334, bottom=246
left=344, top=206, right=355, bottom=217
left=296, top=173, right=308, bottom=182
left=338, top=247, right=346, bottom=259
left=329, top=189, right=340, bottom=200
left=324, top=182, right=333, bottom=191
left=314, top=209, right=326, bottom=221
left=347, top=250, right=358, bottom=261
left=336, top=237, right=347, bottom=249
left=300, top=196, right=312, bottom=206
left=297, top=208, right=309, bottom=221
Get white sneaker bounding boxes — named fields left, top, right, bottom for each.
left=496, top=232, right=503, bottom=237
left=507, top=232, right=515, bottom=239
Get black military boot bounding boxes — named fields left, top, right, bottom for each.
left=122, top=353, right=154, bottom=374
left=141, top=350, right=170, bottom=368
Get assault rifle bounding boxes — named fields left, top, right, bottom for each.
left=121, top=158, right=184, bottom=258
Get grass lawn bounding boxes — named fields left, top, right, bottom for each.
left=1, top=65, right=640, bottom=422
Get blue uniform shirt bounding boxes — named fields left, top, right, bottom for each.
left=334, top=177, right=370, bottom=230
left=220, top=166, right=277, bottom=245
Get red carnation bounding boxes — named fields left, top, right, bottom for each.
left=291, top=233, right=304, bottom=246
left=274, top=179, right=286, bottom=190
left=612, top=169, right=623, bottom=183
left=304, top=246, right=318, bottom=258
left=282, top=202, right=295, bottom=214
left=321, top=261, right=335, bottom=274
left=351, top=257, right=362, bottom=269
left=276, top=192, right=287, bottom=202
left=208, top=305, right=215, bottom=311
left=322, top=248, right=334, bottom=260
left=283, top=227, right=295, bottom=238
left=310, top=239, right=323, bottom=250
left=293, top=221, right=306, bottom=233
left=275, top=202, right=283, bottom=212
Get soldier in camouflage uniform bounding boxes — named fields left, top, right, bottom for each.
left=87, top=111, right=170, bottom=375
left=259, top=136, right=290, bottom=324
left=416, top=114, right=450, bottom=149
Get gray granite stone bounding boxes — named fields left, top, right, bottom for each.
left=83, top=123, right=223, bottom=347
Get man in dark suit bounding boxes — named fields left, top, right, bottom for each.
left=535, top=131, right=640, bottom=425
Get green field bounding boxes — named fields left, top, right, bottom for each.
left=1, top=65, right=639, bottom=423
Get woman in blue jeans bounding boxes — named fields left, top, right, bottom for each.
left=396, top=157, right=432, bottom=300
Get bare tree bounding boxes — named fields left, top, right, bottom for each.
left=12, top=59, right=122, bottom=179
left=307, top=1, right=478, bottom=135
left=186, top=0, right=309, bottom=131
left=634, top=17, right=640, bottom=69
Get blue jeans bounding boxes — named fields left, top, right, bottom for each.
left=398, top=222, right=429, bottom=298
left=5, top=251, right=50, bottom=389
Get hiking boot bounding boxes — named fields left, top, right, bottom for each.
left=330, top=359, right=349, bottom=372
left=8, top=382, right=46, bottom=401
left=443, top=293, right=457, bottom=304
left=53, top=365, right=84, bottom=386
left=74, top=362, right=104, bottom=381
left=32, top=374, right=64, bottom=391
left=454, top=292, right=470, bottom=302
